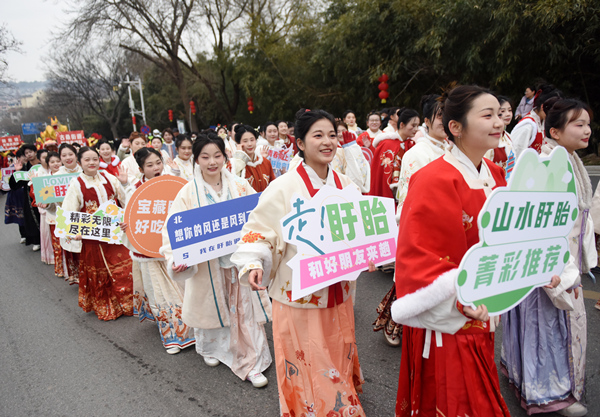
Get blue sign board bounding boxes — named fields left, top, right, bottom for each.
left=21, top=122, right=46, bottom=135
left=167, top=192, right=261, bottom=266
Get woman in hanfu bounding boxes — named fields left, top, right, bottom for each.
left=171, top=135, right=195, bottom=181
left=160, top=133, right=272, bottom=387
left=390, top=86, right=525, bottom=417
left=230, top=124, right=276, bottom=192
left=373, top=95, right=449, bottom=348
left=56, top=144, right=83, bottom=283
left=38, top=152, right=64, bottom=277
left=511, top=83, right=561, bottom=158
left=61, top=146, right=133, bottom=321
left=120, top=147, right=195, bottom=354
left=484, top=95, right=515, bottom=177
left=29, top=148, right=54, bottom=265
left=368, top=108, right=419, bottom=200
left=501, top=98, right=594, bottom=417
left=4, top=148, right=26, bottom=242
left=231, top=109, right=366, bottom=416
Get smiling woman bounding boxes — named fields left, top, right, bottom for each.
left=232, top=109, right=367, bottom=416
left=230, top=124, right=275, bottom=192
left=391, top=85, right=511, bottom=417
left=501, top=98, right=594, bottom=417
left=60, top=146, right=133, bottom=321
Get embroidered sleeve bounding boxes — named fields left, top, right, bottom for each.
left=231, top=181, right=284, bottom=288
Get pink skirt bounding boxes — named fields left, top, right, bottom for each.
left=40, top=212, right=54, bottom=264
left=273, top=298, right=365, bottom=417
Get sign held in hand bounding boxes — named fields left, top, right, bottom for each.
left=282, top=185, right=398, bottom=301
left=456, top=147, right=578, bottom=315
left=124, top=175, right=187, bottom=257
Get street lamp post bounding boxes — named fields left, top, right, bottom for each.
left=118, top=73, right=147, bottom=132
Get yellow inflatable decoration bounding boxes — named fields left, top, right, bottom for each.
left=36, top=116, right=68, bottom=149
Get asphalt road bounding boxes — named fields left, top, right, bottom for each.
left=0, top=191, right=598, bottom=417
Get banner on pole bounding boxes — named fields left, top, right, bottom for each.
left=56, top=131, right=87, bottom=146
left=0, top=135, right=23, bottom=151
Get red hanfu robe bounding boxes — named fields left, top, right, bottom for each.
left=77, top=173, right=133, bottom=320
left=99, top=155, right=121, bottom=177
left=369, top=134, right=414, bottom=200
left=356, top=131, right=376, bottom=154
left=518, top=115, right=544, bottom=153
left=244, top=156, right=275, bottom=193
left=392, top=153, right=510, bottom=417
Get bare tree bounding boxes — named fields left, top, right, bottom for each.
left=60, top=0, right=248, bottom=127
left=0, top=24, right=22, bottom=85
left=46, top=44, right=129, bottom=139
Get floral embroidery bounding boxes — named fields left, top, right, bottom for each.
left=241, top=231, right=265, bottom=243
left=85, top=200, right=99, bottom=214
left=462, top=210, right=473, bottom=231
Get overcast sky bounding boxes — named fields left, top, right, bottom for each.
left=3, top=0, right=70, bottom=82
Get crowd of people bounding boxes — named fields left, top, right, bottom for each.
left=2, top=82, right=598, bottom=417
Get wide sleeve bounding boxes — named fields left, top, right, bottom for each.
left=395, top=148, right=430, bottom=221
left=105, top=173, right=128, bottom=207
left=335, top=141, right=370, bottom=193
left=390, top=166, right=469, bottom=331
left=230, top=150, right=250, bottom=177
left=510, top=121, right=534, bottom=159
left=59, top=179, right=83, bottom=253
left=159, top=183, right=198, bottom=282
left=117, top=145, right=129, bottom=162
left=230, top=181, right=287, bottom=288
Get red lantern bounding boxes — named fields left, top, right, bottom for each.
left=378, top=74, right=389, bottom=104
left=189, top=101, right=196, bottom=115
left=168, top=109, right=174, bottom=122
left=247, top=97, right=254, bottom=114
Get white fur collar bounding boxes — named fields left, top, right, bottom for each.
left=372, top=131, right=401, bottom=149
left=246, top=152, right=264, bottom=167
left=99, top=155, right=121, bottom=168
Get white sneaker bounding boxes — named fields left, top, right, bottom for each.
left=557, top=402, right=588, bottom=417
left=166, top=346, right=181, bottom=355
left=20, top=237, right=26, bottom=244
left=247, top=372, right=268, bottom=388
left=203, top=356, right=220, bottom=367
left=32, top=244, right=41, bottom=251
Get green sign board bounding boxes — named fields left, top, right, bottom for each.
left=456, top=147, right=577, bottom=315
left=32, top=173, right=79, bottom=204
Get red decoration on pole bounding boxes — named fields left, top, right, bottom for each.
left=189, top=101, right=196, bottom=115
left=378, top=74, right=389, bottom=104
left=247, top=97, right=254, bottom=114
left=168, top=109, right=174, bottom=122
left=132, top=115, right=137, bottom=126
